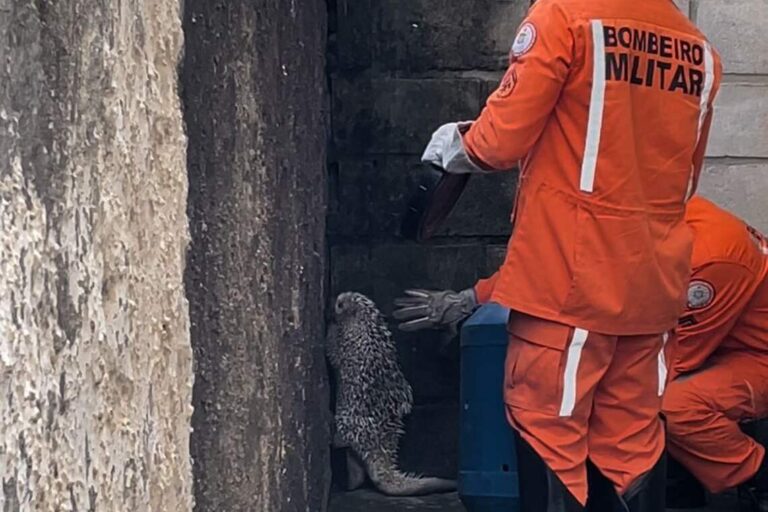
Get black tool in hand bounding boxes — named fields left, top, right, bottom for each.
left=400, top=163, right=471, bottom=242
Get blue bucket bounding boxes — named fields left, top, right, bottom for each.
left=458, top=303, right=520, bottom=512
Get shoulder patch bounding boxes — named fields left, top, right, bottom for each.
left=511, top=22, right=537, bottom=57
left=687, top=280, right=715, bottom=309
left=495, top=68, right=518, bottom=98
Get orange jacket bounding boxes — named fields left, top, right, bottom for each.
left=476, top=196, right=768, bottom=375
left=671, top=197, right=768, bottom=376
left=464, top=0, right=722, bottom=334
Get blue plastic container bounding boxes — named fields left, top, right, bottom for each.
left=458, top=303, right=520, bottom=512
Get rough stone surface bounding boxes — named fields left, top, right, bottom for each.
left=707, top=84, right=768, bottom=158
left=486, top=245, right=509, bottom=271
left=329, top=158, right=516, bottom=238
left=399, top=404, right=460, bottom=478
left=693, top=1, right=768, bottom=237
left=675, top=0, right=692, bottom=17
left=334, top=78, right=483, bottom=155
left=698, top=161, right=768, bottom=232
left=695, top=0, right=768, bottom=75
left=182, top=1, right=331, bottom=511
left=335, top=0, right=528, bottom=72
left=0, top=1, right=193, bottom=510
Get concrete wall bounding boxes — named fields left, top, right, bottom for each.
left=1, top=0, right=333, bottom=510
left=330, top=0, right=768, bottom=481
left=0, top=1, right=193, bottom=510
left=329, top=0, right=528, bottom=480
left=690, top=0, right=768, bottom=230
left=182, top=1, right=331, bottom=510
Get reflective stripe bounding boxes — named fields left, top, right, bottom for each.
left=580, top=20, right=606, bottom=193
left=687, top=42, right=715, bottom=200
left=658, top=332, right=669, bottom=396
left=559, top=328, right=589, bottom=417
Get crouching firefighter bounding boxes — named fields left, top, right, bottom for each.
left=662, top=197, right=768, bottom=511
left=402, top=0, right=722, bottom=509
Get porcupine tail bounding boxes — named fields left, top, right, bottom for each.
left=365, top=452, right=456, bottom=496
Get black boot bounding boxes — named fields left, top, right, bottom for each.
left=585, top=453, right=667, bottom=512
left=515, top=431, right=585, bottom=512
left=739, top=455, right=768, bottom=511
left=621, top=452, right=667, bottom=512
left=739, top=420, right=768, bottom=512
left=739, top=487, right=768, bottom=512
left=665, top=455, right=707, bottom=509
left=585, top=459, right=619, bottom=511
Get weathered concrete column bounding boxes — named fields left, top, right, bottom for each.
left=181, top=1, right=331, bottom=511
left=0, top=1, right=193, bottom=511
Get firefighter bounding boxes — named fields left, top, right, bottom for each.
left=662, top=197, right=768, bottom=510
left=404, top=0, right=722, bottom=507
left=395, top=196, right=768, bottom=510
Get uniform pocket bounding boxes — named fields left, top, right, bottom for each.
left=562, top=201, right=688, bottom=330
left=504, top=313, right=574, bottom=415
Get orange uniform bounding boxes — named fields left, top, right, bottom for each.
left=459, top=0, right=722, bottom=505
left=663, top=197, right=768, bottom=493
left=465, top=0, right=722, bottom=334
left=476, top=272, right=675, bottom=504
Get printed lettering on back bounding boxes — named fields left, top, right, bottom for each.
left=602, top=25, right=706, bottom=97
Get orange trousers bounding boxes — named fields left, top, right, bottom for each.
left=663, top=351, right=768, bottom=493
left=504, top=313, right=670, bottom=505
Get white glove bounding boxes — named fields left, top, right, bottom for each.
left=421, top=122, right=487, bottom=174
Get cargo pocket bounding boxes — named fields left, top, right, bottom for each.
left=504, top=313, right=574, bottom=416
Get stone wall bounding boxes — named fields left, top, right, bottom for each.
left=0, top=1, right=193, bottom=510
left=329, top=0, right=768, bottom=481
left=690, top=0, right=768, bottom=230
left=329, top=0, right=528, bottom=479
left=182, top=1, right=331, bottom=510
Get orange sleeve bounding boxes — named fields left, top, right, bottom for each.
left=463, top=0, right=574, bottom=170
left=474, top=272, right=501, bottom=304
left=688, top=53, right=722, bottom=197
left=672, top=262, right=756, bottom=375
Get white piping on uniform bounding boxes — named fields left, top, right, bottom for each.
left=580, top=20, right=606, bottom=194
left=559, top=328, right=589, bottom=417
left=658, top=332, right=670, bottom=396
left=687, top=42, right=715, bottom=200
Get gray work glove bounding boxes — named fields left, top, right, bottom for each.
left=392, top=288, right=478, bottom=332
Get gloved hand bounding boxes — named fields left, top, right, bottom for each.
left=421, top=122, right=487, bottom=175
left=392, top=288, right=478, bottom=331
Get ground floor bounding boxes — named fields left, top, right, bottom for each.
left=329, top=489, right=738, bottom=512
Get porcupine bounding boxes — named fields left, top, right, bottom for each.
left=326, top=291, right=457, bottom=496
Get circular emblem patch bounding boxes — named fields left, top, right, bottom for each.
left=496, top=68, right=518, bottom=98
left=511, top=22, right=537, bottom=57
left=687, top=280, right=715, bottom=309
